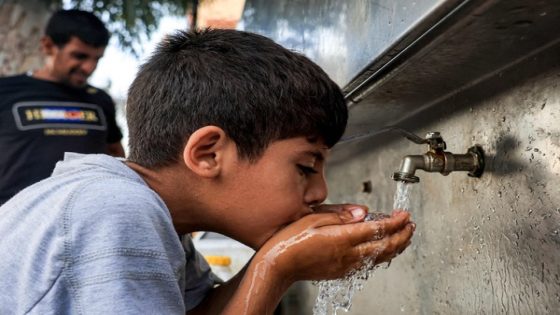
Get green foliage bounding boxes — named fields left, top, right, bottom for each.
left=66, top=0, right=192, bottom=56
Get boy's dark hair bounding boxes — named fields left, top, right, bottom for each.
left=127, top=29, right=348, bottom=167
left=45, top=9, right=109, bottom=47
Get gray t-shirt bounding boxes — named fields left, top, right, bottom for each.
left=0, top=153, right=215, bottom=314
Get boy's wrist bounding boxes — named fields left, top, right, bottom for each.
left=219, top=251, right=293, bottom=315
left=250, top=250, right=295, bottom=289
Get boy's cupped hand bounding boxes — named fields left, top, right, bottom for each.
left=256, top=204, right=415, bottom=283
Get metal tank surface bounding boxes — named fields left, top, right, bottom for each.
left=241, top=0, right=457, bottom=88
left=242, top=0, right=560, bottom=314
left=326, top=49, right=560, bottom=314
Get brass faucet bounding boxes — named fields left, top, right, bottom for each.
left=391, top=131, right=484, bottom=183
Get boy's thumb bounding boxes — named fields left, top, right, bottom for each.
left=339, top=207, right=366, bottom=223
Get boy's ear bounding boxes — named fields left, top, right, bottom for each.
left=183, top=126, right=229, bottom=178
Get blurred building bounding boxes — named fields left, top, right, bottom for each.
left=196, top=0, right=245, bottom=29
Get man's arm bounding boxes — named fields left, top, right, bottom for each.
left=188, top=207, right=414, bottom=314
left=106, top=141, right=125, bottom=157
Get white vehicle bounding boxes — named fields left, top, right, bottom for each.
left=192, top=231, right=254, bottom=282
left=192, top=231, right=313, bottom=315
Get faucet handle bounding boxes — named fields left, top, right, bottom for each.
left=395, top=129, right=447, bottom=151
left=424, top=132, right=446, bottom=151
left=393, top=128, right=428, bottom=144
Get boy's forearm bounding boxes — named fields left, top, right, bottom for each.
left=188, top=254, right=292, bottom=315
left=221, top=254, right=292, bottom=315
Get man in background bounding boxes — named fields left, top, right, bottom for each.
left=0, top=9, right=124, bottom=205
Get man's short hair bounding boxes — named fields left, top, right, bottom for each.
left=127, top=29, right=348, bottom=167
left=45, top=9, right=110, bottom=47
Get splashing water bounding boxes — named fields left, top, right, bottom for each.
left=312, top=181, right=415, bottom=315
left=312, top=256, right=379, bottom=315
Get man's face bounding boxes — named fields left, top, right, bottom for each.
left=44, top=36, right=105, bottom=88
left=220, top=137, right=329, bottom=249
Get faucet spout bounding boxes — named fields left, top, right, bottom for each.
left=391, top=155, right=426, bottom=183
left=391, top=131, right=484, bottom=183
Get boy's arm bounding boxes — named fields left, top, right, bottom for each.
left=188, top=208, right=414, bottom=315
left=188, top=257, right=288, bottom=315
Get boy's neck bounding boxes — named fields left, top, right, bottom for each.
left=125, top=161, right=206, bottom=234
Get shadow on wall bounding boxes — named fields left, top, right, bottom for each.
left=484, top=134, right=524, bottom=176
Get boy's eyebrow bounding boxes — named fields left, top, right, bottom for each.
left=305, top=150, right=326, bottom=161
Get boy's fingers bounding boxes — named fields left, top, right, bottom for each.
left=355, top=222, right=415, bottom=260
left=384, top=222, right=415, bottom=255
left=300, top=210, right=363, bottom=228
left=300, top=210, right=413, bottom=249
left=347, top=212, right=412, bottom=246
left=398, top=240, right=412, bottom=254
left=313, top=206, right=371, bottom=225
left=312, top=204, right=370, bottom=223
left=379, top=211, right=411, bottom=235
left=312, top=203, right=369, bottom=214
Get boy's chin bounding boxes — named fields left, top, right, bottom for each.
left=248, top=231, right=277, bottom=250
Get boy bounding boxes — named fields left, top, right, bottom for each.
left=0, top=29, right=414, bottom=314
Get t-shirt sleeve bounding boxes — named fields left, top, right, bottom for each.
left=97, top=90, right=123, bottom=143
left=65, top=180, right=197, bottom=314
left=181, top=236, right=216, bottom=311
left=101, top=94, right=123, bottom=144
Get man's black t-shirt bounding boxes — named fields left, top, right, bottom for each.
left=0, top=74, right=123, bottom=204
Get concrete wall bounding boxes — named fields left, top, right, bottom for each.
left=320, top=39, right=560, bottom=314
left=240, top=0, right=560, bottom=312
left=0, top=0, right=52, bottom=76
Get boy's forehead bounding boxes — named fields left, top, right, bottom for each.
left=276, top=136, right=328, bottom=159
left=303, top=147, right=327, bottom=161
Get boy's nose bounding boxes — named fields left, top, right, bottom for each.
left=305, top=174, right=328, bottom=206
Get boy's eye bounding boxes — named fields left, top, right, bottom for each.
left=297, top=164, right=318, bottom=176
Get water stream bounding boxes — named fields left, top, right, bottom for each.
left=312, top=181, right=414, bottom=315
left=393, top=181, right=414, bottom=210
